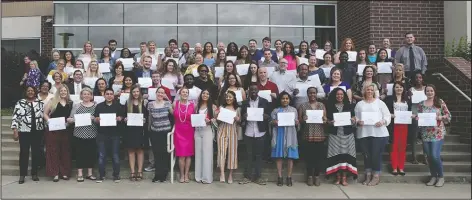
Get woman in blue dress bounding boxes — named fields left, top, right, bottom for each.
left=270, top=91, right=299, bottom=187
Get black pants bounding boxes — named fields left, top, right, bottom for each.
left=243, top=135, right=265, bottom=180
left=264, top=133, right=272, bottom=161
left=149, top=131, right=170, bottom=181
left=19, top=131, right=43, bottom=176
left=304, top=141, right=326, bottom=177
left=74, top=137, right=97, bottom=169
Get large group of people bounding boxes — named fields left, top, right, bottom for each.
left=11, top=33, right=450, bottom=188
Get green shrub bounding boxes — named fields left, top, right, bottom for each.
left=445, top=36, right=471, bottom=61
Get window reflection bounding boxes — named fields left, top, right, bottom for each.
left=1, top=39, right=40, bottom=54
left=125, top=4, right=177, bottom=24
left=303, top=5, right=315, bottom=26
left=54, top=4, right=88, bottom=24
left=124, top=27, right=177, bottom=48
left=270, top=28, right=303, bottom=47
left=218, top=4, right=269, bottom=25
left=303, top=28, right=316, bottom=44
left=178, top=27, right=217, bottom=47
left=89, top=27, right=123, bottom=48
left=178, top=4, right=216, bottom=24
left=269, top=5, right=303, bottom=25
left=218, top=27, right=269, bottom=47
left=315, top=5, right=335, bottom=26
left=315, top=28, right=336, bottom=47
left=54, top=27, right=88, bottom=48
left=89, top=4, right=124, bottom=24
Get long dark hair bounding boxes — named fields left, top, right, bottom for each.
left=223, top=60, right=239, bottom=78
left=425, top=84, right=441, bottom=108
left=297, top=40, right=309, bottom=58
left=361, top=65, right=378, bottom=82
left=327, top=87, right=350, bottom=108
left=237, top=45, right=251, bottom=63
left=392, top=81, right=408, bottom=103
left=196, top=89, right=214, bottom=119
left=283, top=41, right=297, bottom=61
left=226, top=42, right=239, bottom=56
left=202, top=42, right=215, bottom=58
left=219, top=73, right=241, bottom=106
left=222, top=90, right=239, bottom=109
left=100, top=46, right=111, bottom=60
left=276, top=91, right=292, bottom=108
left=375, top=48, right=390, bottom=63
left=243, top=61, right=259, bottom=90
left=62, top=50, right=76, bottom=66
left=93, top=78, right=107, bottom=96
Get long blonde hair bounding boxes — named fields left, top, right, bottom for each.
left=392, top=63, right=406, bottom=79
left=127, top=85, right=143, bottom=113
left=30, top=60, right=39, bottom=69
left=85, top=60, right=103, bottom=78
left=48, top=84, right=71, bottom=114
left=81, top=41, right=97, bottom=59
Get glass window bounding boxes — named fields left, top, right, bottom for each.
left=178, top=4, right=216, bottom=24
left=54, top=4, right=88, bottom=24
left=218, top=27, right=269, bottom=47
left=178, top=27, right=217, bottom=48
left=303, top=28, right=316, bottom=44
left=124, top=27, right=177, bottom=48
left=315, top=28, right=336, bottom=48
left=89, top=4, right=124, bottom=24
left=1, top=39, right=40, bottom=54
left=1, top=40, right=15, bottom=52
left=315, top=5, right=335, bottom=26
left=54, top=27, right=88, bottom=48
left=303, top=5, right=315, bottom=26
left=270, top=28, right=303, bottom=47
left=218, top=4, right=269, bottom=25
left=124, top=4, right=177, bottom=24
left=270, top=5, right=303, bottom=25
left=89, top=27, right=124, bottom=48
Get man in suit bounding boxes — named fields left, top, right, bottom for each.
left=67, top=70, right=90, bottom=95
left=109, top=39, right=121, bottom=60
left=239, top=84, right=271, bottom=185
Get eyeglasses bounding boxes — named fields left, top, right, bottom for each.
left=199, top=70, right=208, bottom=73
left=280, top=62, right=288, bottom=65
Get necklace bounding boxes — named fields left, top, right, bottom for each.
left=178, top=101, right=190, bottom=122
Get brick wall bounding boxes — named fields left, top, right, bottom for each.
left=336, top=1, right=371, bottom=50
left=41, top=15, right=53, bottom=58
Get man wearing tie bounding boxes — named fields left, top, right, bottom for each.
left=67, top=70, right=90, bottom=95
left=395, top=33, right=428, bottom=79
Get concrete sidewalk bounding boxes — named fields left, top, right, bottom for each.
left=1, top=176, right=471, bottom=199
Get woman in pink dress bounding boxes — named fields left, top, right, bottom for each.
left=173, top=87, right=195, bottom=183
left=283, top=41, right=300, bottom=71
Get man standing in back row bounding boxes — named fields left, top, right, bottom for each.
left=395, top=33, right=428, bottom=79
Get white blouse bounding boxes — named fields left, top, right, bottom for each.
left=354, top=99, right=391, bottom=139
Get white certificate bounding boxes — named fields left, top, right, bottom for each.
left=98, top=63, right=111, bottom=73
left=65, top=67, right=84, bottom=75
left=307, top=74, right=322, bottom=87
left=226, top=56, right=237, bottom=63
left=266, top=67, right=275, bottom=77
left=322, top=67, right=332, bottom=78
left=69, top=95, right=81, bottom=104
left=81, top=58, right=91, bottom=68
left=112, top=84, right=122, bottom=94
left=214, top=67, right=224, bottom=78
left=247, top=108, right=264, bottom=121
left=306, top=110, right=324, bottom=124
left=47, top=75, right=54, bottom=84
left=83, top=77, right=98, bottom=88
left=192, top=68, right=199, bottom=77
left=48, top=117, right=66, bottom=131
left=277, top=112, right=296, bottom=126
left=333, top=112, right=351, bottom=127
left=386, top=83, right=394, bottom=96
left=357, top=64, right=366, bottom=75
left=151, top=58, right=158, bottom=71
left=217, top=107, right=237, bottom=124
left=296, top=83, right=313, bottom=97
left=361, top=112, right=381, bottom=125
left=315, top=49, right=326, bottom=60
left=418, top=113, right=437, bottom=126
left=119, top=58, right=134, bottom=71
left=127, top=113, right=144, bottom=126
left=236, top=64, right=249, bottom=75
left=347, top=51, right=357, bottom=62
left=411, top=91, right=427, bottom=103
left=161, top=78, right=175, bottom=89
left=258, top=90, right=272, bottom=102
left=94, top=96, right=105, bottom=104
left=298, top=57, right=309, bottom=65
left=138, top=77, right=152, bottom=88
left=100, top=113, right=117, bottom=126
left=191, top=114, right=207, bottom=127
left=394, top=111, right=412, bottom=124
left=377, top=62, right=393, bottom=73
left=233, top=90, right=243, bottom=102
left=119, top=93, right=129, bottom=105
left=74, top=113, right=92, bottom=127
left=330, top=86, right=347, bottom=93
left=148, top=88, right=157, bottom=100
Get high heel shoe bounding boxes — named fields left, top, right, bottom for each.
left=18, top=176, right=25, bottom=184
left=129, top=173, right=136, bottom=181
left=286, top=177, right=292, bottom=187
left=136, top=172, right=143, bottom=181
left=276, top=177, right=283, bottom=186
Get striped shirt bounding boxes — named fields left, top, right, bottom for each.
left=147, top=101, right=172, bottom=132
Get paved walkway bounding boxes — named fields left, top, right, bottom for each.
left=1, top=176, right=471, bottom=199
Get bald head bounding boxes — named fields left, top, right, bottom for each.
left=217, top=42, right=225, bottom=51
left=195, top=43, right=202, bottom=53
left=258, top=66, right=268, bottom=81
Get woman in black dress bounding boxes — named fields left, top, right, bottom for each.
left=124, top=84, right=149, bottom=181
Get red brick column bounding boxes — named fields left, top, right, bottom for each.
left=41, top=15, right=53, bottom=58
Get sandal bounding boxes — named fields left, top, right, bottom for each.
left=136, top=172, right=143, bottom=181
left=334, top=174, right=341, bottom=185
left=362, top=173, right=372, bottom=185
left=86, top=175, right=97, bottom=180
left=77, top=176, right=84, bottom=182
left=341, top=176, right=348, bottom=186
left=368, top=175, right=380, bottom=186
left=179, top=177, right=185, bottom=183
left=129, top=173, right=136, bottom=181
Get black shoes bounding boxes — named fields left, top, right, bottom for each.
left=286, top=177, right=293, bottom=187
left=277, top=177, right=283, bottom=186
left=18, top=176, right=25, bottom=184
left=32, top=175, right=39, bottom=181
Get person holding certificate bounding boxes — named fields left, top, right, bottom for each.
left=11, top=86, right=45, bottom=184
left=270, top=91, right=299, bottom=187
left=43, top=85, right=73, bottom=182
left=76, top=41, right=98, bottom=71
left=308, top=55, right=326, bottom=84
left=385, top=82, right=413, bottom=176
left=387, top=64, right=411, bottom=97
left=334, top=38, right=355, bottom=64
left=160, top=59, right=184, bottom=98
left=194, top=64, right=218, bottom=105
left=123, top=85, right=149, bottom=181
left=146, top=71, right=172, bottom=101
left=66, top=87, right=98, bottom=182
left=147, top=87, right=173, bottom=183
left=375, top=48, right=395, bottom=87
left=355, top=83, right=391, bottom=186
left=334, top=51, right=357, bottom=86
left=242, top=62, right=259, bottom=91
left=173, top=88, right=196, bottom=183
left=92, top=78, right=108, bottom=97
left=175, top=74, right=202, bottom=103
left=409, top=71, right=426, bottom=164
left=325, top=88, right=357, bottom=186
left=118, top=76, right=135, bottom=98
left=352, top=66, right=384, bottom=103
left=108, top=62, right=125, bottom=92
left=216, top=91, right=241, bottom=184
left=97, top=46, right=116, bottom=82
left=416, top=84, right=451, bottom=187
left=218, top=74, right=246, bottom=106
left=298, top=87, right=327, bottom=186
left=322, top=67, right=352, bottom=102
left=218, top=61, right=242, bottom=90
left=194, top=89, right=218, bottom=184
left=287, top=64, right=325, bottom=109
left=83, top=60, right=103, bottom=81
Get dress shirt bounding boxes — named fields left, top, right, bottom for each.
left=245, top=97, right=265, bottom=138
left=286, top=77, right=325, bottom=109
left=74, top=82, right=82, bottom=95
left=269, top=70, right=297, bottom=93
left=394, top=44, right=428, bottom=74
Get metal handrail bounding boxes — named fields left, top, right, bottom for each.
left=167, top=126, right=175, bottom=184
left=432, top=73, right=471, bottom=102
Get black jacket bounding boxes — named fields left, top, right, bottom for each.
left=326, top=103, right=355, bottom=135
left=385, top=95, right=412, bottom=134
left=240, top=97, right=271, bottom=135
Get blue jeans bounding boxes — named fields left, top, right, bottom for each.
left=423, top=140, right=444, bottom=178
left=96, top=134, right=120, bottom=178
left=359, top=136, right=388, bottom=174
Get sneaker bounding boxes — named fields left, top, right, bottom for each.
left=144, top=166, right=155, bottom=172
left=96, top=177, right=104, bottom=183
left=238, top=178, right=251, bottom=184
left=254, top=178, right=267, bottom=185
left=435, top=177, right=445, bottom=187
left=426, top=177, right=437, bottom=186
left=113, top=176, right=121, bottom=183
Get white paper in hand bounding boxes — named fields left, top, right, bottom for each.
left=94, top=96, right=105, bottom=104
left=298, top=57, right=309, bottom=65
left=74, top=113, right=92, bottom=127
left=127, top=113, right=144, bottom=126
left=120, top=93, right=130, bottom=105
left=361, top=112, right=381, bottom=125
left=377, top=62, right=393, bottom=73
left=147, top=88, right=157, bottom=100
left=394, top=111, right=412, bottom=124
left=98, top=63, right=111, bottom=73
left=236, top=64, right=249, bottom=75
left=411, top=91, right=427, bottom=104
left=247, top=108, right=264, bottom=121
left=83, top=77, right=98, bottom=88
left=226, top=56, right=237, bottom=62
left=191, top=114, right=207, bottom=127
left=418, top=113, right=437, bottom=126
left=69, top=95, right=82, bottom=104
left=386, top=83, right=394, bottom=96
left=138, top=77, right=153, bottom=88
left=347, top=51, right=357, bottom=62
left=315, top=50, right=326, bottom=60
left=217, top=107, right=237, bottom=124
left=100, top=113, right=117, bottom=126
left=258, top=90, right=272, bottom=102
left=277, top=112, right=296, bottom=126
left=357, top=64, right=366, bottom=75
left=333, top=112, right=351, bottom=127
left=306, top=110, right=323, bottom=124
left=48, top=117, right=66, bottom=131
